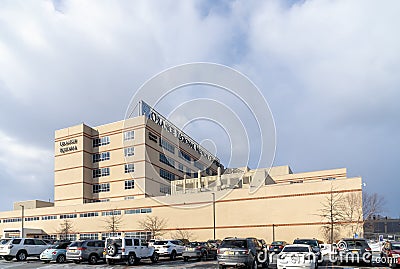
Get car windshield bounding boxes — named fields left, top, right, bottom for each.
left=154, top=240, right=169, bottom=245
left=392, top=243, right=400, bottom=250
left=294, top=240, right=318, bottom=247
left=345, top=240, right=366, bottom=248
left=188, top=242, right=202, bottom=247
left=283, top=246, right=310, bottom=253
left=272, top=241, right=285, bottom=245
left=220, top=240, right=247, bottom=249
left=0, top=239, right=11, bottom=245
left=68, top=241, right=83, bottom=247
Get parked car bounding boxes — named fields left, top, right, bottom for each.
left=40, top=241, right=71, bottom=263
left=182, top=241, right=217, bottom=261
left=380, top=241, right=400, bottom=267
left=217, top=237, right=268, bottom=269
left=293, top=238, right=323, bottom=264
left=336, top=238, right=372, bottom=265
left=0, top=238, right=49, bottom=261
left=277, top=244, right=317, bottom=269
left=153, top=239, right=185, bottom=260
left=105, top=236, right=159, bottom=265
left=66, top=239, right=105, bottom=265
left=269, top=241, right=287, bottom=254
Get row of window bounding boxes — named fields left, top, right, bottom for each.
left=160, top=168, right=175, bottom=181
left=125, top=208, right=152, bottom=215
left=92, top=179, right=134, bottom=194
left=80, top=212, right=99, bottom=218
left=93, top=183, right=110, bottom=193
left=93, top=130, right=134, bottom=148
left=93, top=152, right=110, bottom=163
left=0, top=207, right=153, bottom=223
left=159, top=153, right=175, bottom=168
left=93, top=164, right=134, bottom=178
left=44, top=232, right=151, bottom=241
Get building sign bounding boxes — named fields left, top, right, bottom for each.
left=140, top=101, right=219, bottom=163
left=59, top=139, right=78, bottom=154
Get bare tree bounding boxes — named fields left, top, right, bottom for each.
left=342, top=192, right=363, bottom=237
left=171, top=228, right=195, bottom=242
left=362, top=192, right=385, bottom=220
left=318, top=186, right=345, bottom=243
left=103, top=210, right=123, bottom=235
left=57, top=219, right=74, bottom=240
left=138, top=216, right=167, bottom=239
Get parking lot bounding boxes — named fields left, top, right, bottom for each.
left=0, top=253, right=389, bottom=269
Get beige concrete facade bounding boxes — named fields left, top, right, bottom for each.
left=0, top=110, right=364, bottom=243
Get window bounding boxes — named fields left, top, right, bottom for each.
left=93, top=152, right=110, bottom=163
left=186, top=167, right=192, bottom=177
left=160, top=168, right=175, bottom=181
left=124, top=147, right=134, bottom=157
left=160, top=185, right=171, bottom=195
left=160, top=138, right=175, bottom=154
left=93, top=136, right=110, bottom=147
left=79, top=212, right=99, bottom=218
left=148, top=132, right=158, bottom=143
left=179, top=150, right=191, bottom=162
left=194, top=160, right=204, bottom=170
left=42, top=215, right=57, bottom=221
left=93, top=183, right=110, bottom=193
left=125, top=180, right=135, bottom=190
left=178, top=163, right=184, bottom=172
left=25, top=217, right=39, bottom=222
left=80, top=233, right=99, bottom=240
left=102, top=210, right=121, bottom=216
left=125, top=163, right=134, bottom=173
left=124, top=130, right=135, bottom=140
left=93, top=167, right=110, bottom=178
left=125, top=231, right=151, bottom=241
left=3, top=218, right=21, bottom=223
left=159, top=153, right=175, bottom=168
left=60, top=214, right=77, bottom=219
left=125, top=208, right=152, bottom=215
left=61, top=234, right=77, bottom=241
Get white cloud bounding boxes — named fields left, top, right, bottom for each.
left=0, top=0, right=399, bottom=215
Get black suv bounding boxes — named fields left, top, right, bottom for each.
left=336, top=238, right=372, bottom=265
left=293, top=238, right=322, bottom=264
left=217, top=237, right=268, bottom=269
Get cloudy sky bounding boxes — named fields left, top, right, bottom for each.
left=0, top=0, right=399, bottom=217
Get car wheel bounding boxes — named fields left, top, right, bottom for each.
left=56, top=254, right=66, bottom=263
left=170, top=250, right=177, bottom=260
left=202, top=251, right=208, bottom=261
left=74, top=260, right=81, bottom=264
left=151, top=252, right=159, bottom=263
left=43, top=260, right=50, bottom=263
left=184, top=257, right=189, bottom=262
left=16, top=250, right=27, bottom=261
left=88, top=254, right=98, bottom=265
left=127, top=253, right=136, bottom=265
left=4, top=256, right=13, bottom=261
left=219, top=265, right=225, bottom=269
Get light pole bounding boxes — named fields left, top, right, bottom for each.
left=20, top=205, right=24, bottom=238
left=272, top=224, right=275, bottom=242
left=212, top=193, right=216, bottom=240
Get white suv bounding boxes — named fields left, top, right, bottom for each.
left=0, top=238, right=49, bottom=261
left=153, top=239, right=186, bottom=260
left=105, top=236, right=159, bottom=265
